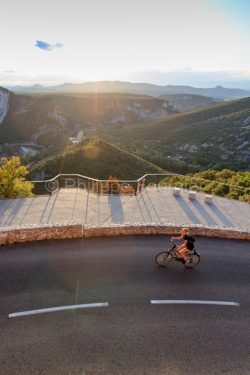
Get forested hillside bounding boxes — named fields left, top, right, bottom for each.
left=97, top=97, right=250, bottom=172
left=0, top=90, right=176, bottom=146
left=29, top=138, right=165, bottom=180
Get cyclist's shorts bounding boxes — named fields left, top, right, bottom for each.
left=186, top=242, right=194, bottom=251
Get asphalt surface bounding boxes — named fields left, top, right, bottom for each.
left=1, top=235, right=250, bottom=375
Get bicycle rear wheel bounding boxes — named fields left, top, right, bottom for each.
left=155, top=251, right=172, bottom=267
left=185, top=253, right=200, bottom=268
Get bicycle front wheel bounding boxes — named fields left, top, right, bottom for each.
left=155, top=251, right=172, bottom=267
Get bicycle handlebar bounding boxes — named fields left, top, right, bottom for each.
left=170, top=239, right=178, bottom=248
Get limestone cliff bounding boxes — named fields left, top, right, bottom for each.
left=0, top=87, right=10, bottom=124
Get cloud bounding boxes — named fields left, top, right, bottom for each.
left=34, top=40, right=64, bottom=51
left=2, top=70, right=15, bottom=74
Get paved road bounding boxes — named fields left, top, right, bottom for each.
left=1, top=236, right=250, bottom=375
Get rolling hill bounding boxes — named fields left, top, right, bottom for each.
left=29, top=138, right=165, bottom=180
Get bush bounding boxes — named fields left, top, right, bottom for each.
left=161, top=169, right=250, bottom=202
left=0, top=157, right=34, bottom=198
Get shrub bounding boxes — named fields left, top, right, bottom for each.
left=0, top=157, right=34, bottom=198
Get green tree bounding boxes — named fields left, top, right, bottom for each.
left=0, top=157, right=34, bottom=198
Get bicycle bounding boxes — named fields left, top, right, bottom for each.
left=155, top=240, right=201, bottom=268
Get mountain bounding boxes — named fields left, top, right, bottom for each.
left=29, top=138, right=165, bottom=180
left=0, top=86, right=13, bottom=124
left=158, top=94, right=220, bottom=112
left=0, top=90, right=177, bottom=147
left=5, top=81, right=250, bottom=100
left=1, top=85, right=249, bottom=174
left=96, top=97, right=250, bottom=172
left=0, top=88, right=68, bottom=146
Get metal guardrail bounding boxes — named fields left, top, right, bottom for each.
left=30, top=173, right=178, bottom=196
left=29, top=172, right=250, bottom=199
left=0, top=172, right=249, bottom=201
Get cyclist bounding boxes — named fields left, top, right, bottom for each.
left=171, top=228, right=195, bottom=263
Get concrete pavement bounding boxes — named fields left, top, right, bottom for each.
left=0, top=187, right=249, bottom=229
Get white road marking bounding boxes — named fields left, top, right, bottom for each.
left=8, top=302, right=109, bottom=318
left=150, top=300, right=240, bottom=306
left=75, top=280, right=80, bottom=305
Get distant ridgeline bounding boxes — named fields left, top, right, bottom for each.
left=6, top=81, right=250, bottom=99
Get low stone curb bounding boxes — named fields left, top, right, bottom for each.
left=0, top=222, right=249, bottom=246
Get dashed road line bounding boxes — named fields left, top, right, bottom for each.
left=150, top=300, right=240, bottom=306
left=8, top=299, right=240, bottom=319
left=8, top=302, right=109, bottom=318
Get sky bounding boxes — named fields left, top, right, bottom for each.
left=0, top=0, right=250, bottom=87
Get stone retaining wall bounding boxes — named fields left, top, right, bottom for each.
left=0, top=224, right=83, bottom=246
left=83, top=225, right=250, bottom=240
left=0, top=223, right=249, bottom=246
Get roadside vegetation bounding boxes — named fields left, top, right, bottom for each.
left=0, top=156, right=33, bottom=198
left=161, top=169, right=250, bottom=202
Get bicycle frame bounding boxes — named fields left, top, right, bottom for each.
left=168, top=240, right=194, bottom=259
